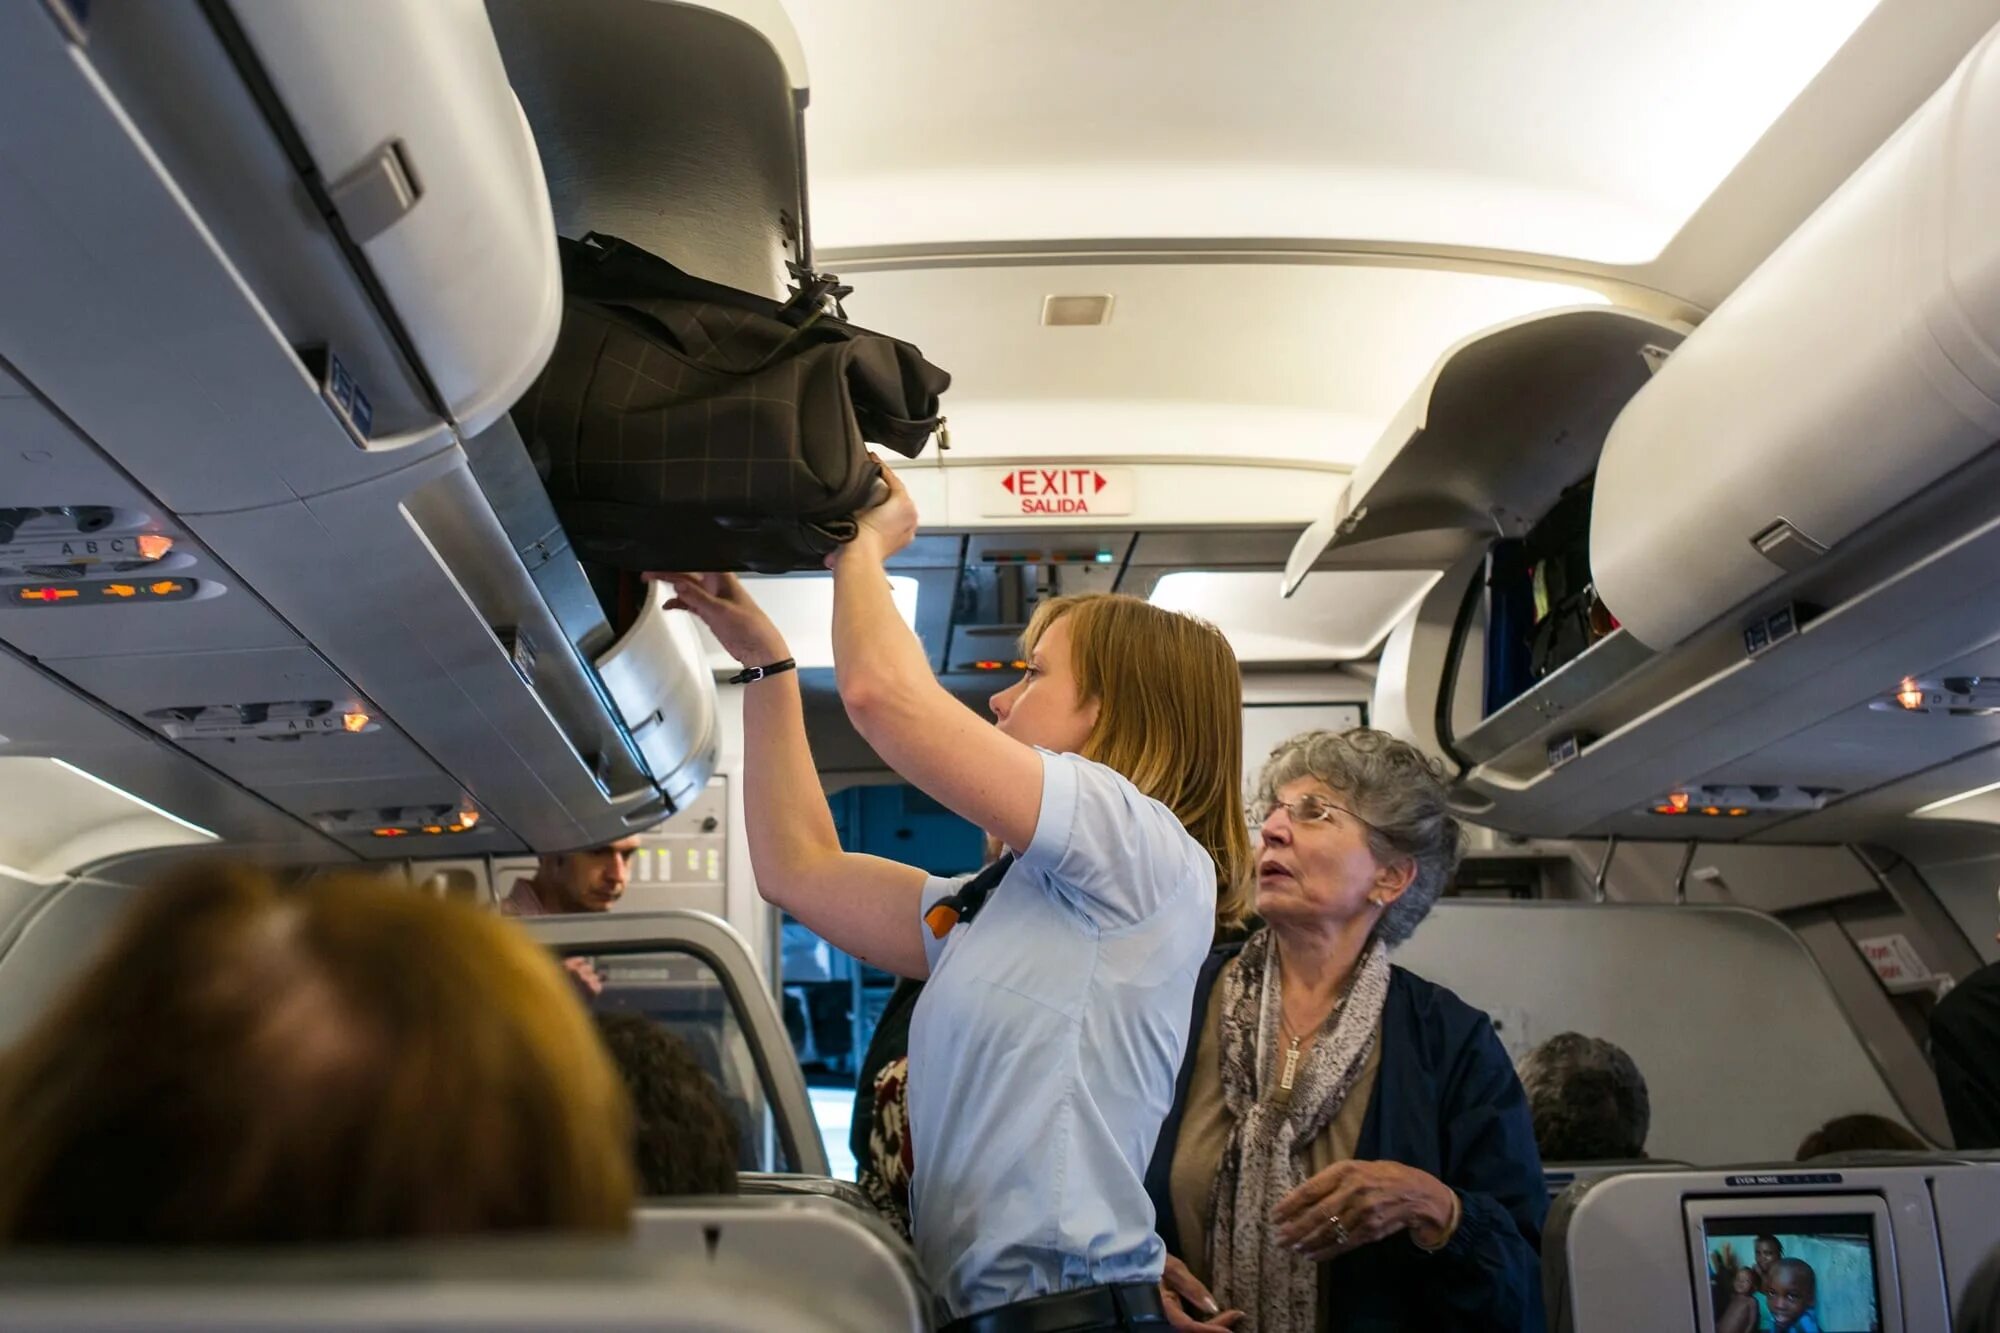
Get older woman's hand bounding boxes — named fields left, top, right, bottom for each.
left=1271, top=1160, right=1458, bottom=1261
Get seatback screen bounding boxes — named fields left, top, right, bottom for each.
left=1701, top=1212, right=1882, bottom=1333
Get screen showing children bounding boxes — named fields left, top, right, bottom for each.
left=1702, top=1213, right=1883, bottom=1333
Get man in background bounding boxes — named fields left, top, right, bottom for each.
left=504, top=837, right=640, bottom=916
left=504, top=837, right=642, bottom=997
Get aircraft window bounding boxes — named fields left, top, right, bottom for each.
left=575, top=947, right=794, bottom=1173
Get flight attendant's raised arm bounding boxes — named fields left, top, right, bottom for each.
left=828, top=463, right=1049, bottom=854
left=657, top=572, right=930, bottom=979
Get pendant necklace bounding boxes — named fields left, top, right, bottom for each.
left=1277, top=994, right=1344, bottom=1092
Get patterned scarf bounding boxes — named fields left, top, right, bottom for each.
left=1207, top=929, right=1392, bottom=1333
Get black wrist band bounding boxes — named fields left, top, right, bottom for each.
left=728, top=657, right=797, bottom=685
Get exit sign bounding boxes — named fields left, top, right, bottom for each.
left=1856, top=933, right=1936, bottom=993
left=981, top=466, right=1134, bottom=518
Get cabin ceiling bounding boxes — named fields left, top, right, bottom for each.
left=789, top=0, right=1885, bottom=266
left=796, top=0, right=2000, bottom=482
left=838, top=263, right=1609, bottom=469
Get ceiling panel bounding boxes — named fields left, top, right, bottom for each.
left=1147, top=567, right=1439, bottom=663
left=52, top=647, right=440, bottom=788
left=790, top=0, right=1883, bottom=262
left=842, top=263, right=1606, bottom=468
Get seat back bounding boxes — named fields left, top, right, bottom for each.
left=0, top=1237, right=882, bottom=1332
left=737, top=1172, right=875, bottom=1212
left=632, top=1195, right=931, bottom=1331
left=1545, top=1158, right=2000, bottom=1332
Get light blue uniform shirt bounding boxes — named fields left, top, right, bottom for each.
left=907, top=749, right=1216, bottom=1318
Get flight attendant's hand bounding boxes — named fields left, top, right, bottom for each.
left=1160, top=1255, right=1243, bottom=1331
left=838, top=454, right=919, bottom=565
left=1271, top=1159, right=1458, bottom=1261
left=652, top=573, right=789, bottom=666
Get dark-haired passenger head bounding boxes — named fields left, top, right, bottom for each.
left=1795, top=1112, right=1927, bottom=1160
left=592, top=1011, right=740, bottom=1196
left=1515, top=1032, right=1650, bottom=1161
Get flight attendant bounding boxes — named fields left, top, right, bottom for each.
left=662, top=464, right=1252, bottom=1332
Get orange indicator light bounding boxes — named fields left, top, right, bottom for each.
left=342, top=712, right=370, bottom=733
left=103, top=584, right=136, bottom=598
left=1727, top=808, right=1750, bottom=817
left=149, top=580, right=182, bottom=596
left=1653, top=804, right=1683, bottom=816
left=974, top=660, right=1004, bottom=670
left=421, top=826, right=444, bottom=835
left=17, top=587, right=78, bottom=602
left=371, top=827, right=407, bottom=838
left=135, top=534, right=174, bottom=561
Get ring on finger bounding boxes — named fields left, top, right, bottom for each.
left=1325, top=1208, right=1349, bottom=1247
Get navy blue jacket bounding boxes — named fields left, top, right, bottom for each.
left=1145, top=946, right=1547, bottom=1333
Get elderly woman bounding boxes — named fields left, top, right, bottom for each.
left=1144, top=729, right=1545, bottom=1333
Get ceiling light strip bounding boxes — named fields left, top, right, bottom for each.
left=48, top=758, right=220, bottom=840
left=1912, top=779, right=2000, bottom=817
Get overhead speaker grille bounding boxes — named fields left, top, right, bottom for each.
left=1040, top=294, right=1114, bottom=326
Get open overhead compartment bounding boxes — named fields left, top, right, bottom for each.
left=1592, top=20, right=2000, bottom=652
left=487, top=0, right=811, bottom=300
left=1281, top=305, right=1687, bottom=595
left=0, top=0, right=798, bottom=854
left=1344, top=18, right=2000, bottom=843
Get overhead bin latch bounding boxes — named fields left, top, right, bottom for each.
left=1750, top=517, right=1829, bottom=574
left=327, top=140, right=424, bottom=244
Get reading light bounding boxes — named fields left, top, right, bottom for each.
left=1668, top=792, right=1691, bottom=814
left=135, top=534, right=174, bottom=561
left=342, top=712, right=371, bottom=733
left=1896, top=680, right=1926, bottom=711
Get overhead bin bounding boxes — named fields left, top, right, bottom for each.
left=80, top=0, right=562, bottom=452
left=597, top=593, right=721, bottom=814
left=1282, top=306, right=1686, bottom=595
left=1, top=0, right=762, bottom=854
left=487, top=0, right=812, bottom=300
left=1593, top=19, right=2000, bottom=650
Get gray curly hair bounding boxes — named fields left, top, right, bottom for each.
left=1252, top=727, right=1463, bottom=947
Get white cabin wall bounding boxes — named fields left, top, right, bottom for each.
left=1896, top=831, right=2000, bottom=966
left=711, top=685, right=778, bottom=992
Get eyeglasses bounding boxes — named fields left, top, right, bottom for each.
left=1248, top=794, right=1382, bottom=837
